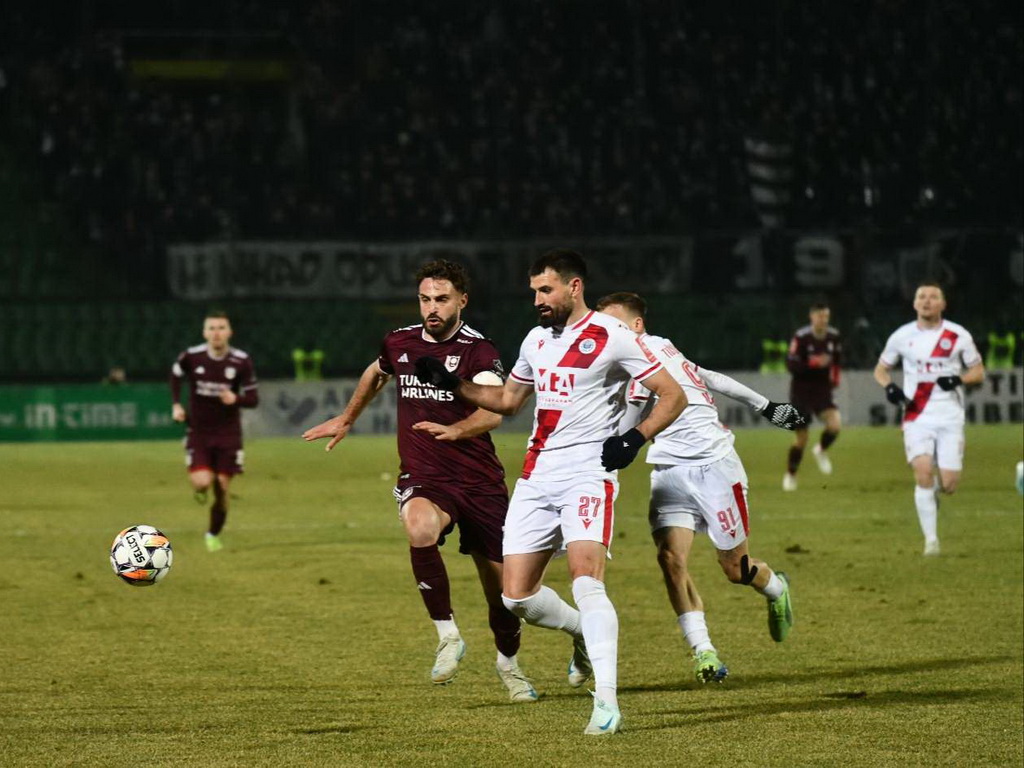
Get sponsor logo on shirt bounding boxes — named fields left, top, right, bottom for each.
left=536, top=368, right=576, bottom=397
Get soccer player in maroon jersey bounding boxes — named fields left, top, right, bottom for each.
left=782, top=301, right=842, bottom=491
left=302, top=260, right=537, bottom=702
left=170, top=311, right=259, bottom=552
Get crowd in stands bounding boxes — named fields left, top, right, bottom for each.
left=2, top=0, right=1020, bottom=261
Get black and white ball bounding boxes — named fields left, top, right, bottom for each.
left=110, top=525, right=173, bottom=586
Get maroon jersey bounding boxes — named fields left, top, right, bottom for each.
left=378, top=323, right=505, bottom=488
left=787, top=325, right=842, bottom=387
left=170, top=344, right=259, bottom=438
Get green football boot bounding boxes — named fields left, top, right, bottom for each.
left=693, top=649, right=729, bottom=683
left=768, top=572, right=793, bottom=642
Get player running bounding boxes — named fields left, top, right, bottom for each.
left=873, top=282, right=985, bottom=556
left=415, top=250, right=686, bottom=735
left=596, top=292, right=801, bottom=684
left=170, top=310, right=259, bottom=552
left=783, top=300, right=842, bottom=491
left=303, top=260, right=537, bottom=703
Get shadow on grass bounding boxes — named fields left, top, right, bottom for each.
left=620, top=654, right=1016, bottom=693
left=628, top=686, right=1020, bottom=731
left=295, top=725, right=365, bottom=735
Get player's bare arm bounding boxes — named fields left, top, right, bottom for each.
left=873, top=360, right=894, bottom=388
left=303, top=360, right=391, bottom=451
left=413, top=408, right=502, bottom=441
left=960, top=361, right=985, bottom=386
left=633, top=368, right=686, bottom=440
left=414, top=356, right=533, bottom=416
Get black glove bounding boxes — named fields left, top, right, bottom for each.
left=885, top=383, right=909, bottom=405
left=414, top=356, right=461, bottom=391
left=601, top=428, right=646, bottom=471
left=760, top=402, right=809, bottom=431
left=936, top=375, right=962, bottom=391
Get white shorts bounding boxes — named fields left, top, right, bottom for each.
left=648, top=451, right=750, bottom=551
left=902, top=420, right=964, bottom=471
left=503, top=473, right=618, bottom=556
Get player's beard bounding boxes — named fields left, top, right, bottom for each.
left=538, top=301, right=572, bottom=329
left=423, top=313, right=459, bottom=340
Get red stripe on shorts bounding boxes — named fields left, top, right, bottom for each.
left=731, top=482, right=749, bottom=536
left=602, top=480, right=615, bottom=548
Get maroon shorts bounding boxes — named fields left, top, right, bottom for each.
left=185, top=433, right=245, bottom=476
left=790, top=381, right=837, bottom=417
left=393, top=476, right=509, bottom=563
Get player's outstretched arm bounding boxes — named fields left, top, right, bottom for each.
left=698, top=367, right=769, bottom=411
left=302, top=360, right=391, bottom=451
left=414, top=356, right=533, bottom=416
left=413, top=409, right=502, bottom=441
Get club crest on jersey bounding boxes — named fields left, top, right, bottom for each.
left=444, top=355, right=461, bottom=372
left=579, top=338, right=597, bottom=355
left=225, top=366, right=237, bottom=380
left=939, top=338, right=953, bottom=351
left=196, top=366, right=206, bottom=374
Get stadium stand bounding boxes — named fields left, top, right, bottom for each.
left=0, top=1, right=1020, bottom=380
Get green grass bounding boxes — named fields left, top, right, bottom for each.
left=1, top=425, right=1022, bottom=767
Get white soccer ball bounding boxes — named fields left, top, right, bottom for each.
left=1016, top=461, right=1023, bottom=496
left=110, top=525, right=173, bottom=586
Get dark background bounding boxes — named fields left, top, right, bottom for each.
left=1, top=0, right=1020, bottom=380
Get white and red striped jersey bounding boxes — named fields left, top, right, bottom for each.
left=622, top=334, right=763, bottom=466
left=879, top=319, right=982, bottom=426
left=510, top=310, right=663, bottom=479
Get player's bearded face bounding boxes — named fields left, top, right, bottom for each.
left=531, top=271, right=576, bottom=328
left=418, top=278, right=466, bottom=340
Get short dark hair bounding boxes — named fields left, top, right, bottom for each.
left=810, top=299, right=829, bottom=311
left=415, top=259, right=470, bottom=294
left=916, top=281, right=945, bottom=295
left=529, top=248, right=587, bottom=282
left=205, top=309, right=230, bottom=321
left=595, top=291, right=647, bottom=320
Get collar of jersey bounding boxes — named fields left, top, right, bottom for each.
left=568, top=310, right=594, bottom=331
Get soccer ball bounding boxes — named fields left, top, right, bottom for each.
left=110, top=525, right=173, bottom=586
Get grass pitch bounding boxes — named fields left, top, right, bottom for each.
left=1, top=425, right=1021, bottom=767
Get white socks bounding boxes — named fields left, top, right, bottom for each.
left=572, top=576, right=618, bottom=708
left=433, top=618, right=458, bottom=640
left=501, top=586, right=581, bottom=636
left=915, top=485, right=939, bottom=543
left=496, top=652, right=517, bottom=671
left=679, top=611, right=714, bottom=653
left=757, top=571, right=785, bottom=601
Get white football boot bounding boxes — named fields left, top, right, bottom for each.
left=431, top=634, right=466, bottom=684
left=782, top=473, right=798, bottom=492
left=812, top=444, right=833, bottom=475
left=496, top=662, right=538, bottom=703
left=584, top=695, right=622, bottom=736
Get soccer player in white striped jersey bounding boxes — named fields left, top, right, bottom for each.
left=414, top=250, right=686, bottom=736
left=596, top=292, right=804, bottom=684
left=873, top=282, right=985, bottom=556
